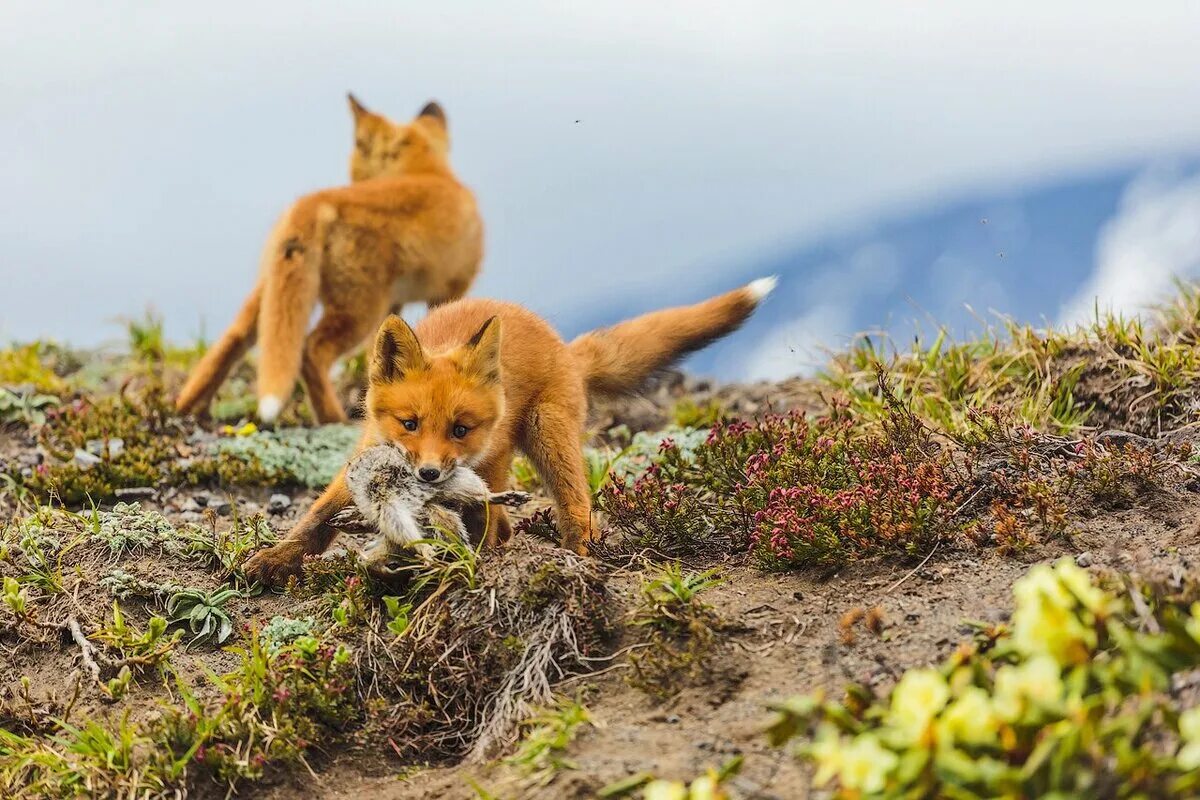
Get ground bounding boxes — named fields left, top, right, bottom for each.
left=4, top=302, right=1200, bottom=799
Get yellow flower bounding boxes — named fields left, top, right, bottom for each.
left=886, top=668, right=950, bottom=743
left=643, top=780, right=688, bottom=800
left=687, top=773, right=724, bottom=800
left=1186, top=602, right=1200, bottom=646
left=838, top=734, right=897, bottom=794
left=809, top=727, right=844, bottom=787
left=993, top=655, right=1064, bottom=721
left=1179, top=707, right=1200, bottom=770
left=1011, top=561, right=1098, bottom=665
left=938, top=686, right=999, bottom=746
left=1053, top=560, right=1105, bottom=611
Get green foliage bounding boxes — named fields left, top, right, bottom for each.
left=182, top=632, right=357, bottom=782
left=503, top=696, right=592, bottom=785
left=211, top=424, right=359, bottom=488
left=0, top=712, right=165, bottom=799
left=166, top=586, right=242, bottom=645
left=382, top=595, right=412, bottom=636
left=260, top=615, right=318, bottom=653
left=0, top=632, right=356, bottom=797
left=16, top=383, right=281, bottom=505
left=768, top=559, right=1200, bottom=798
left=671, top=397, right=725, bottom=428
left=627, top=564, right=722, bottom=698
left=88, top=502, right=176, bottom=555
left=177, top=512, right=276, bottom=574
left=0, top=388, right=58, bottom=427
left=2, top=576, right=32, bottom=623
left=0, top=342, right=67, bottom=393
left=90, top=601, right=181, bottom=672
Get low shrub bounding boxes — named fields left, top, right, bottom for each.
left=767, top=559, right=1200, bottom=798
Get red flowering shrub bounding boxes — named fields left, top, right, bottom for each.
left=600, top=410, right=958, bottom=568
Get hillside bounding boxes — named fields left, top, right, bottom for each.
left=3, top=292, right=1200, bottom=799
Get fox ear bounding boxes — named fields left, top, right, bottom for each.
left=370, top=316, right=426, bottom=384
left=418, top=101, right=446, bottom=127
left=348, top=93, right=370, bottom=121
left=459, top=317, right=501, bottom=384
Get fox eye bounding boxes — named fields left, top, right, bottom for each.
left=401, top=419, right=418, bottom=432
left=452, top=424, right=469, bottom=439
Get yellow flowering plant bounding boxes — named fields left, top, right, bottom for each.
left=766, top=559, right=1200, bottom=798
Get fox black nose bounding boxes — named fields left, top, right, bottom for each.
left=418, top=466, right=441, bottom=482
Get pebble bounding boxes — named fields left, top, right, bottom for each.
left=1074, top=552, right=1094, bottom=568
left=179, top=498, right=202, bottom=513
left=72, top=449, right=101, bottom=469
left=209, top=498, right=233, bottom=516
left=115, top=487, right=156, bottom=501
left=267, top=494, right=292, bottom=514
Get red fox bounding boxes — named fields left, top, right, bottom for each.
left=243, top=277, right=777, bottom=583
left=175, top=96, right=484, bottom=424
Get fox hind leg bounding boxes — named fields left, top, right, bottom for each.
left=300, top=304, right=388, bottom=423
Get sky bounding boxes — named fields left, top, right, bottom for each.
left=4, top=2, right=1200, bottom=380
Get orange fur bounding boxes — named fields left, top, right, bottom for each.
left=175, top=96, right=483, bottom=423
left=244, top=280, right=775, bottom=584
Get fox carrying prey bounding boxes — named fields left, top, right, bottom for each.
left=175, top=95, right=484, bottom=424
left=244, top=277, right=777, bottom=584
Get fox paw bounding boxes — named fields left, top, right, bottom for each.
left=243, top=543, right=305, bottom=586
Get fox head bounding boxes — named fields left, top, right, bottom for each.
left=348, top=94, right=450, bottom=182
left=365, top=315, right=504, bottom=483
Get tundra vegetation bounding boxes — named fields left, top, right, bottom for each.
left=2, top=292, right=1200, bottom=798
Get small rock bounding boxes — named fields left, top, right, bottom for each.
left=209, top=498, right=233, bottom=516
left=72, top=449, right=101, bottom=469
left=267, top=494, right=292, bottom=514
left=108, top=438, right=125, bottom=456
left=179, top=498, right=202, bottom=513
left=179, top=511, right=203, bottom=524
left=1075, top=552, right=1094, bottom=568
left=115, top=487, right=156, bottom=501
left=665, top=714, right=680, bottom=724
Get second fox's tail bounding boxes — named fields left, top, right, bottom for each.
left=175, top=211, right=320, bottom=421
left=568, top=277, right=777, bottom=398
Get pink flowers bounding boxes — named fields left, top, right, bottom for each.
left=600, top=410, right=955, bottom=567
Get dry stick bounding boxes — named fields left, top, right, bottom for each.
left=63, top=616, right=102, bottom=684
left=882, top=540, right=941, bottom=596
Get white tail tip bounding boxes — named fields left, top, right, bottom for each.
left=257, top=395, right=283, bottom=423
left=746, top=275, right=779, bottom=302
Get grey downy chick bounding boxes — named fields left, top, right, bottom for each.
left=331, top=442, right=529, bottom=570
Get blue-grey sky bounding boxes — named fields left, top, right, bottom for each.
left=4, top=3, right=1200, bottom=379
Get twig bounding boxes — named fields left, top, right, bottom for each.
left=62, top=616, right=102, bottom=685
left=882, top=541, right=940, bottom=595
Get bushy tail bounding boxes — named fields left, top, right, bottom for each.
left=254, top=210, right=323, bottom=422
left=175, top=209, right=320, bottom=421
left=568, top=277, right=777, bottom=397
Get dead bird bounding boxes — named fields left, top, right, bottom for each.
left=330, top=442, right=530, bottom=569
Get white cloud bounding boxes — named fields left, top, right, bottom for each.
left=1059, top=166, right=1200, bottom=325
left=741, top=304, right=850, bottom=381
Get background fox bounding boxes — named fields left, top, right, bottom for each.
left=243, top=277, right=777, bottom=583
left=175, top=96, right=484, bottom=424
